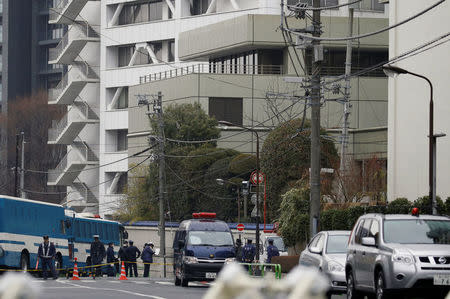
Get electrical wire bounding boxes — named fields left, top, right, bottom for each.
left=287, top=0, right=362, bottom=11
left=284, top=0, right=446, bottom=41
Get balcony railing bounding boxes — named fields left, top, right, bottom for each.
left=139, top=64, right=284, bottom=84
left=48, top=63, right=99, bottom=103
left=48, top=101, right=98, bottom=142
left=48, top=149, right=70, bottom=183
left=49, top=0, right=70, bottom=22
left=49, top=22, right=99, bottom=62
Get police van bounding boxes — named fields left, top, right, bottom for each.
left=173, top=212, right=235, bottom=287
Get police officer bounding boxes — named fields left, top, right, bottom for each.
left=90, top=235, right=106, bottom=278
left=242, top=239, right=256, bottom=263
left=37, top=235, right=57, bottom=280
left=118, top=240, right=129, bottom=276
left=106, top=242, right=116, bottom=277
left=235, top=239, right=243, bottom=262
left=141, top=242, right=155, bottom=278
left=125, top=240, right=140, bottom=277
left=266, top=239, right=280, bottom=263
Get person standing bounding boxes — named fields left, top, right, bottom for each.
left=126, top=240, right=141, bottom=277
left=37, top=235, right=57, bottom=280
left=141, top=242, right=155, bottom=278
left=118, top=240, right=129, bottom=276
left=235, top=239, right=243, bottom=262
left=106, top=242, right=116, bottom=277
left=90, top=235, right=106, bottom=278
left=266, top=239, right=280, bottom=263
left=242, top=239, right=256, bottom=263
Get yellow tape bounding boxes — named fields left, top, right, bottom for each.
left=0, top=260, right=173, bottom=273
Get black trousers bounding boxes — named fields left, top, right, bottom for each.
left=143, top=263, right=151, bottom=277
left=41, top=258, right=56, bottom=279
left=129, top=262, right=138, bottom=277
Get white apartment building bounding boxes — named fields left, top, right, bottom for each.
left=47, top=0, right=388, bottom=218
left=387, top=0, right=450, bottom=201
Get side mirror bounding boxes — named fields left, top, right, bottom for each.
left=309, top=246, right=322, bottom=254
left=178, top=240, right=185, bottom=248
left=362, top=237, right=376, bottom=247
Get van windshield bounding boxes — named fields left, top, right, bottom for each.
left=187, top=231, right=234, bottom=247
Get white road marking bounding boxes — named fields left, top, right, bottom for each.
left=56, top=280, right=167, bottom=299
left=155, top=281, right=172, bottom=286
left=133, top=281, right=149, bottom=284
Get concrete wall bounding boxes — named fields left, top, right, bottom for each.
left=387, top=0, right=450, bottom=201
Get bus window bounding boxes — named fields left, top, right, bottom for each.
left=81, top=222, right=86, bottom=238
left=86, top=222, right=91, bottom=238
left=68, top=244, right=74, bottom=260
left=60, top=220, right=66, bottom=234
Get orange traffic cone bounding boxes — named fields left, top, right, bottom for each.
left=72, top=258, right=80, bottom=280
left=119, top=261, right=127, bottom=280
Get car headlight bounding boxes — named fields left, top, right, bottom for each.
left=225, top=258, right=236, bottom=264
left=327, top=261, right=344, bottom=272
left=183, top=256, right=198, bottom=264
left=0, top=246, right=4, bottom=257
left=392, top=250, right=414, bottom=264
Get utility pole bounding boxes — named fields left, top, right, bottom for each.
left=340, top=8, right=354, bottom=173
left=137, top=92, right=166, bottom=277
left=14, top=134, right=20, bottom=197
left=309, top=0, right=323, bottom=239
left=155, top=92, right=166, bottom=278
left=20, top=132, right=26, bottom=198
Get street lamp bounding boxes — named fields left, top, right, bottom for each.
left=218, top=120, right=261, bottom=261
left=383, top=65, right=445, bottom=215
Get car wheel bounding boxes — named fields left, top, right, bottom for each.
left=20, top=253, right=29, bottom=273
left=376, top=271, right=391, bottom=299
left=347, top=271, right=364, bottom=299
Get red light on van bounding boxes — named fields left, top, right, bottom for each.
left=411, top=207, right=419, bottom=217
left=94, top=214, right=101, bottom=218
left=192, top=212, right=216, bottom=219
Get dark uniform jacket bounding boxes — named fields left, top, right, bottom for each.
left=90, top=240, right=106, bottom=263
left=38, top=242, right=56, bottom=259
left=106, top=246, right=115, bottom=263
left=266, top=245, right=280, bottom=263
left=141, top=246, right=154, bottom=263
left=243, top=244, right=256, bottom=262
left=118, top=245, right=128, bottom=261
left=126, top=245, right=141, bottom=262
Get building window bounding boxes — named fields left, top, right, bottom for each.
left=116, top=173, right=128, bottom=194
left=134, top=47, right=152, bottom=65
left=356, top=0, right=384, bottom=11
left=149, top=42, right=162, bottom=62
left=209, top=50, right=283, bottom=75
left=305, top=47, right=388, bottom=77
left=168, top=40, right=175, bottom=62
left=117, top=87, right=129, bottom=109
left=118, top=0, right=163, bottom=25
left=118, top=45, right=134, bottom=67
left=209, top=98, right=243, bottom=126
left=298, top=0, right=338, bottom=7
left=117, top=130, right=128, bottom=151
left=190, top=0, right=212, bottom=15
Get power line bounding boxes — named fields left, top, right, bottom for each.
left=284, top=0, right=445, bottom=41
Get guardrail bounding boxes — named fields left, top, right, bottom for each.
left=240, top=263, right=282, bottom=279
left=49, top=22, right=99, bottom=62
left=139, top=64, right=284, bottom=84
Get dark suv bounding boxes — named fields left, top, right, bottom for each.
left=346, top=213, right=450, bottom=299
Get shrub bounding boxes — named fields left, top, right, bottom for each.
left=387, top=198, right=412, bottom=214
left=445, top=197, right=450, bottom=216
left=414, top=196, right=445, bottom=215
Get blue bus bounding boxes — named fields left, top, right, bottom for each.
left=0, top=195, right=126, bottom=274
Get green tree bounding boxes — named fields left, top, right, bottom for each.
left=120, top=103, right=254, bottom=222
left=278, top=186, right=310, bottom=248
left=261, top=118, right=338, bottom=221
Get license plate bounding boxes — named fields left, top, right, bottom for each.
left=205, top=272, right=217, bottom=279
left=434, top=274, right=450, bottom=286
